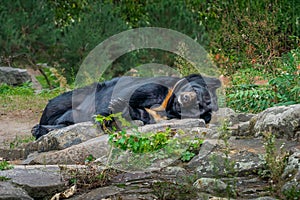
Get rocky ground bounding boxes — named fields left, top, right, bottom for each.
left=0, top=104, right=299, bottom=200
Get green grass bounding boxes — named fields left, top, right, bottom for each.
left=0, top=160, right=13, bottom=171
left=0, top=83, right=61, bottom=113
left=0, top=176, right=11, bottom=181
left=6, top=135, right=35, bottom=149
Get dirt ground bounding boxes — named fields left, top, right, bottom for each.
left=0, top=107, right=40, bottom=147
left=0, top=68, right=45, bottom=147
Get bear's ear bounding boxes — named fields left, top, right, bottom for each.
left=202, top=76, right=221, bottom=89
left=184, top=74, right=207, bottom=86
left=173, top=74, right=207, bottom=94
left=172, top=77, right=191, bottom=94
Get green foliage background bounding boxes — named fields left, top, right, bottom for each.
left=0, top=0, right=299, bottom=113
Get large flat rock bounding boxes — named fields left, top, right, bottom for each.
left=0, top=181, right=33, bottom=200
left=0, top=165, right=67, bottom=199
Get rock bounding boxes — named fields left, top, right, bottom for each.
left=229, top=121, right=252, bottom=137
left=0, top=182, right=33, bottom=200
left=281, top=149, right=300, bottom=195
left=0, top=148, right=29, bottom=161
left=233, top=121, right=251, bottom=137
left=69, top=186, right=124, bottom=200
left=210, top=108, right=255, bottom=138
left=34, top=122, right=103, bottom=152
left=23, top=134, right=109, bottom=165
left=161, top=166, right=186, bottom=175
left=11, top=107, right=299, bottom=199
left=190, top=127, right=219, bottom=138
left=0, top=165, right=67, bottom=199
left=0, top=66, right=31, bottom=86
left=250, top=197, right=277, bottom=200
left=187, top=140, right=218, bottom=169
left=211, top=107, right=255, bottom=125
left=210, top=107, right=236, bottom=125
left=193, top=178, right=230, bottom=196
left=23, top=119, right=210, bottom=167
left=282, top=149, right=300, bottom=180
left=192, top=139, right=265, bottom=177
left=252, top=104, right=300, bottom=140
left=232, top=150, right=264, bottom=176
left=1, top=122, right=103, bottom=161
left=138, top=118, right=206, bottom=133
left=236, top=113, right=256, bottom=123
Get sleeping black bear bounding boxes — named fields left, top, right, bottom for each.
left=32, top=74, right=221, bottom=139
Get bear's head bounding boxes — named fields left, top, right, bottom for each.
left=167, top=74, right=214, bottom=123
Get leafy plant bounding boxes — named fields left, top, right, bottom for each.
left=0, top=82, right=34, bottom=96
left=204, top=0, right=299, bottom=75
left=0, top=160, right=13, bottom=171
left=0, top=176, right=11, bottom=181
left=181, top=151, right=195, bottom=162
left=269, top=48, right=300, bottom=106
left=282, top=185, right=300, bottom=200
left=226, top=47, right=300, bottom=113
left=58, top=0, right=128, bottom=82
left=95, top=113, right=203, bottom=162
left=260, top=131, right=289, bottom=198
left=85, top=154, right=95, bottom=163
left=35, top=67, right=68, bottom=90
left=95, top=114, right=174, bottom=154
left=226, top=84, right=276, bottom=113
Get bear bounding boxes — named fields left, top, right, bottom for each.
left=32, top=74, right=221, bottom=139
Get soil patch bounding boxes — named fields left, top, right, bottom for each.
left=0, top=109, right=40, bottom=148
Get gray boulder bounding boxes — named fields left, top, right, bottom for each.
left=252, top=104, right=300, bottom=140
left=137, top=118, right=206, bottom=133
left=70, top=186, right=124, bottom=200
left=0, top=165, right=67, bottom=199
left=0, top=66, right=31, bottom=86
left=34, top=122, right=103, bottom=152
left=211, top=107, right=255, bottom=126
left=23, top=134, right=109, bottom=165
left=23, top=119, right=209, bottom=167
left=281, top=149, right=300, bottom=194
left=0, top=182, right=33, bottom=200
left=193, top=178, right=229, bottom=196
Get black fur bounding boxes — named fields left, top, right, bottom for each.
left=32, top=74, right=220, bottom=139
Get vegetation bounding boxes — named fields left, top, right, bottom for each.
left=259, top=131, right=300, bottom=199
left=95, top=113, right=203, bottom=163
left=0, top=160, right=13, bottom=171
left=210, top=120, right=237, bottom=198
left=0, top=2, right=298, bottom=198
left=226, top=48, right=300, bottom=113
left=5, top=135, right=35, bottom=149
left=0, top=82, right=61, bottom=116
left=0, top=0, right=299, bottom=113
left=0, top=176, right=11, bottom=181
left=59, top=165, right=117, bottom=191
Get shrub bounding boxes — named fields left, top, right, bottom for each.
left=226, top=47, right=300, bottom=113
left=198, top=0, right=300, bottom=75
left=0, top=0, right=57, bottom=66
left=269, top=48, right=300, bottom=106
left=58, top=1, right=129, bottom=81
left=0, top=82, right=34, bottom=96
